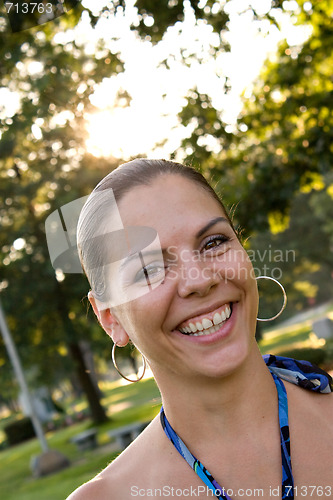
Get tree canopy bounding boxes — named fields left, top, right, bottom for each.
left=178, top=0, right=333, bottom=232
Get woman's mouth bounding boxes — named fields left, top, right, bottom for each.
left=177, top=303, right=233, bottom=337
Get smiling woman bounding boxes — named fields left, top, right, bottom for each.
left=69, top=159, right=333, bottom=500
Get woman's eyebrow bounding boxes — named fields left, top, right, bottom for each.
left=195, top=217, right=228, bottom=239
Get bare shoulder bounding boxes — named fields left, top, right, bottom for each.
left=66, top=416, right=166, bottom=500
left=66, top=475, right=114, bottom=500
left=285, top=379, right=333, bottom=486
left=286, top=376, right=333, bottom=403
left=311, top=386, right=333, bottom=422
left=286, top=379, right=333, bottom=430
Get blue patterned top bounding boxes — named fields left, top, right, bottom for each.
left=160, top=355, right=333, bottom=500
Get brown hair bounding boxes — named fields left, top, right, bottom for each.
left=77, top=158, right=235, bottom=305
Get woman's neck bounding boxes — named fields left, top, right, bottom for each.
left=153, top=345, right=278, bottom=442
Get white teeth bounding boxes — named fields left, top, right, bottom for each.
left=226, top=305, right=231, bottom=318
left=192, top=324, right=220, bottom=336
left=179, top=304, right=232, bottom=336
left=213, top=312, right=222, bottom=325
left=202, top=318, right=213, bottom=329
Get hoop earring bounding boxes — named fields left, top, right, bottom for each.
left=256, top=276, right=287, bottom=322
left=112, top=343, right=146, bottom=383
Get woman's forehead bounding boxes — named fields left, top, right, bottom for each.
left=117, top=174, right=225, bottom=224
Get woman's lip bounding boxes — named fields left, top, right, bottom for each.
left=172, top=302, right=237, bottom=345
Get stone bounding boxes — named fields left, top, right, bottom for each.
left=312, top=317, right=333, bottom=340
left=30, top=449, right=70, bottom=477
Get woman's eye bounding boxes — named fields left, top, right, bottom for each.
left=135, top=263, right=165, bottom=283
left=203, top=235, right=230, bottom=251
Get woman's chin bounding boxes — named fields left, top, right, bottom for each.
left=184, top=340, right=255, bottom=382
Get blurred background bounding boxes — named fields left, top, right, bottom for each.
left=0, top=1, right=333, bottom=498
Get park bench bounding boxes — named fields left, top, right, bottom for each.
left=70, top=428, right=98, bottom=452
left=108, top=421, right=150, bottom=450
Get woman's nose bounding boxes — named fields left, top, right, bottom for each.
left=176, top=255, right=220, bottom=298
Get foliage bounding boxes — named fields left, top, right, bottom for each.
left=173, top=1, right=333, bottom=311
left=250, top=172, right=333, bottom=316
left=230, top=0, right=333, bottom=233
left=132, top=0, right=229, bottom=44
left=0, top=2, right=122, bottom=421
left=275, top=347, right=327, bottom=367
left=3, top=416, right=36, bottom=445
left=178, top=1, right=333, bottom=235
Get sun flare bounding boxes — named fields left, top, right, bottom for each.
left=85, top=109, right=146, bottom=159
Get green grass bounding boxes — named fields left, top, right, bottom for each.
left=0, top=377, right=161, bottom=500
left=259, top=322, right=314, bottom=354
left=0, top=440, right=117, bottom=500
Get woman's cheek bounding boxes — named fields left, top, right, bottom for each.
left=234, top=249, right=255, bottom=283
left=213, top=251, right=244, bottom=282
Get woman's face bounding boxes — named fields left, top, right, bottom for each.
left=109, top=174, right=259, bottom=380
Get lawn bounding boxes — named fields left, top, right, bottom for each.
left=259, top=322, right=314, bottom=354
left=0, top=377, right=161, bottom=500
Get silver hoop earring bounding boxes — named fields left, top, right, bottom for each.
left=256, top=276, right=287, bottom=322
left=112, top=343, right=146, bottom=383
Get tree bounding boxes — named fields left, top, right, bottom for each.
left=221, top=1, right=333, bottom=312
left=0, top=4, right=123, bottom=423
left=177, top=1, right=333, bottom=235
left=249, top=173, right=333, bottom=320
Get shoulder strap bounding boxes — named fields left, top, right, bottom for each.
left=272, top=373, right=294, bottom=498
left=160, top=408, right=231, bottom=499
left=263, top=355, right=333, bottom=393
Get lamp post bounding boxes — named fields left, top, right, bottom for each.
left=0, top=297, right=48, bottom=452
left=0, top=297, right=70, bottom=476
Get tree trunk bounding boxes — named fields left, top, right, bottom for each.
left=67, top=341, right=108, bottom=424
left=55, top=281, right=109, bottom=424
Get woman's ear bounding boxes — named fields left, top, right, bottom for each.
left=88, top=292, right=130, bottom=347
